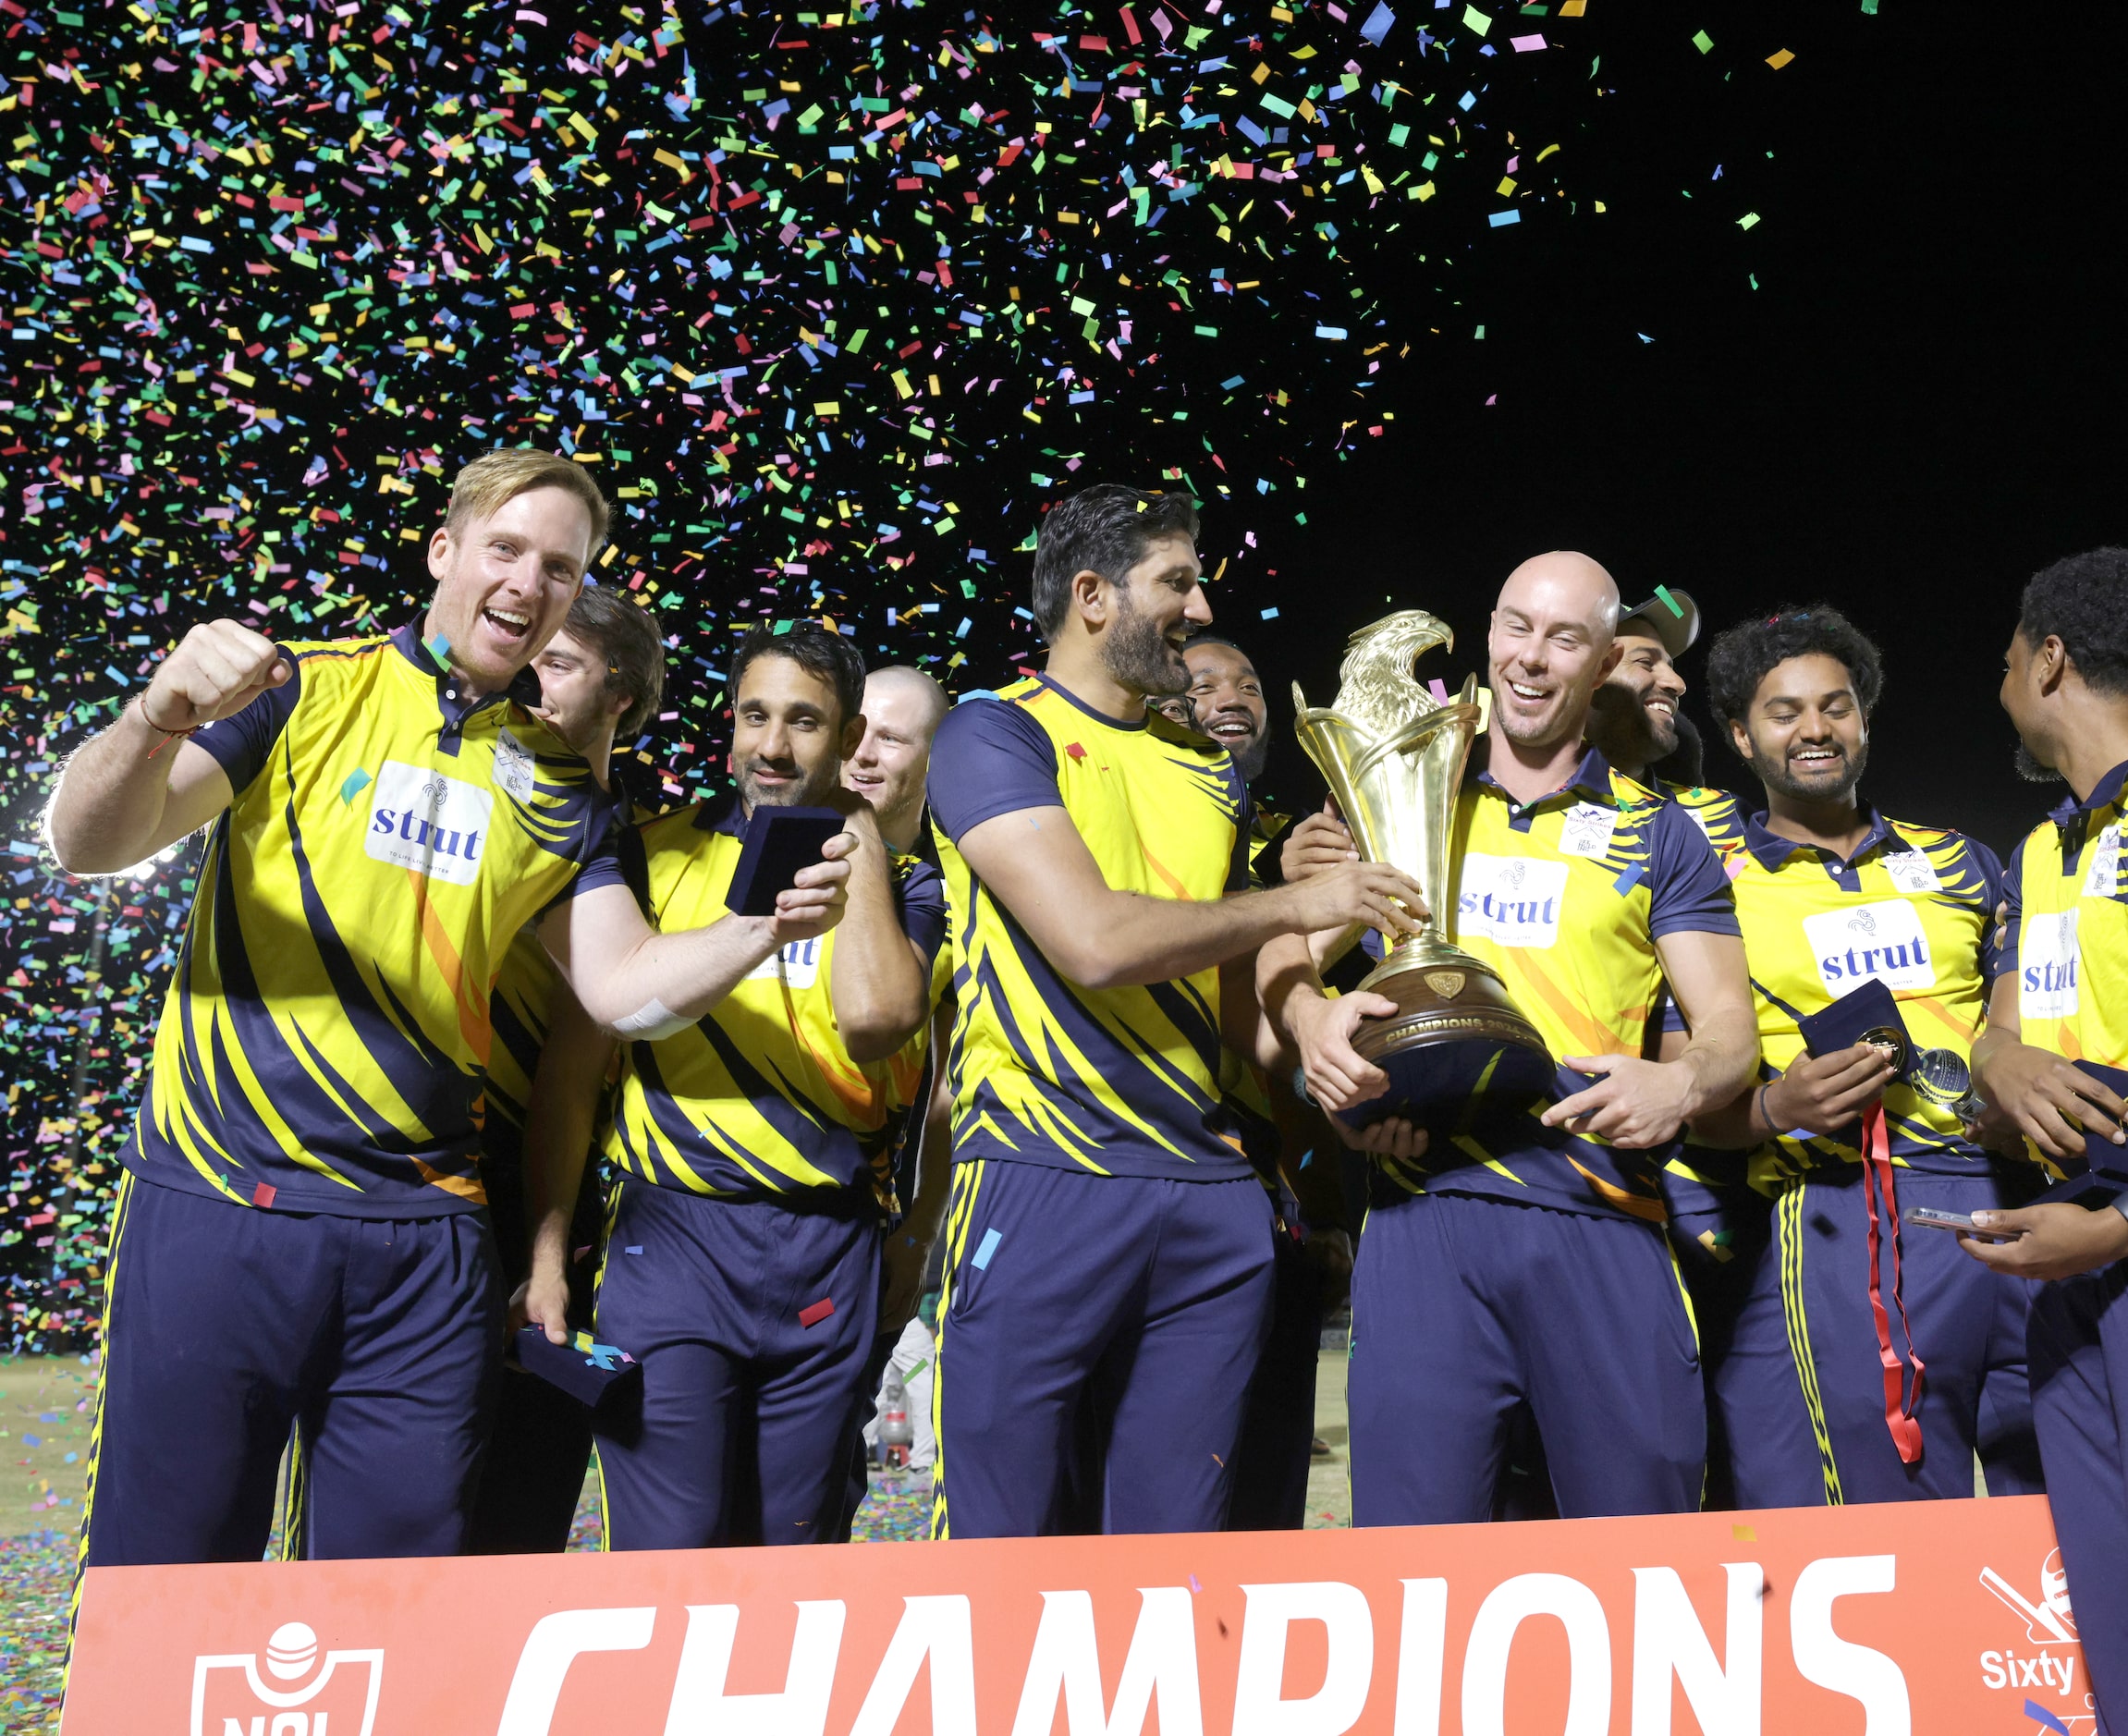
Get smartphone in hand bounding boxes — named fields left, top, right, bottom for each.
left=1904, top=1204, right=2024, bottom=1244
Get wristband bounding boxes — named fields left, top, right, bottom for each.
left=134, top=691, right=198, bottom=759
left=1753, top=1082, right=1778, bottom=1140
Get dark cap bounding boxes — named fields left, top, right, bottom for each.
left=1618, top=586, right=1701, bottom=658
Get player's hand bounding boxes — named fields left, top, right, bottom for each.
left=1545, top=1055, right=1698, bottom=1148
left=1280, top=860, right=1428, bottom=943
left=1957, top=1201, right=2128, bottom=1281
left=879, top=1229, right=931, bottom=1336
left=1301, top=1224, right=1355, bottom=1312
left=1973, top=1037, right=2127, bottom=1164
left=1756, top=1044, right=1897, bottom=1138
left=1281, top=803, right=1357, bottom=884
left=1330, top=1115, right=1428, bottom=1168
left=1287, top=989, right=1395, bottom=1110
left=143, top=618, right=289, bottom=732
left=769, top=832, right=855, bottom=945
left=512, top=1265, right=572, bottom=1347
left=1962, top=1098, right=2031, bottom=1163
left=1992, top=898, right=2010, bottom=955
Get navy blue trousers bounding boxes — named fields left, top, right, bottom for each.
left=591, top=1179, right=880, bottom=1550
left=1669, top=1192, right=1774, bottom=1511
left=1350, top=1191, right=1705, bottom=1525
left=82, top=1172, right=501, bottom=1566
left=1716, top=1168, right=2041, bottom=1507
left=1226, top=1223, right=1326, bottom=1531
left=930, top=1160, right=1275, bottom=1539
left=2030, top=1260, right=2128, bottom=1736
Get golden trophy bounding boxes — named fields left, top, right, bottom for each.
left=1293, top=610, right=1555, bottom=1130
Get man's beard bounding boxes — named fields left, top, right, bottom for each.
left=1104, top=592, right=1186, bottom=699
left=2014, top=740, right=2061, bottom=783
left=1748, top=738, right=1867, bottom=804
left=740, top=759, right=838, bottom=809
left=1584, top=684, right=1675, bottom=772
left=1227, top=730, right=1271, bottom=783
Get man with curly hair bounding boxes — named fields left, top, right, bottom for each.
left=1957, top=550, right=2128, bottom=1732
left=1690, top=604, right=2042, bottom=1506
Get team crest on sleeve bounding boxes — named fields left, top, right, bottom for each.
left=493, top=727, right=538, bottom=804
left=1879, top=850, right=1943, bottom=895
left=2085, top=823, right=2122, bottom=900
left=1556, top=802, right=1620, bottom=861
left=365, top=761, right=492, bottom=886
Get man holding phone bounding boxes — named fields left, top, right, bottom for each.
left=519, top=622, right=942, bottom=1548
left=1689, top=605, right=2041, bottom=1507
left=1958, top=550, right=2128, bottom=1733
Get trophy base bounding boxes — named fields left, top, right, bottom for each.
left=1338, top=943, right=1558, bottom=1133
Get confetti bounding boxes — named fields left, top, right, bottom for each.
left=0, top=0, right=1794, bottom=1363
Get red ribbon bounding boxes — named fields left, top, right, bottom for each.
left=1859, top=1103, right=1926, bottom=1465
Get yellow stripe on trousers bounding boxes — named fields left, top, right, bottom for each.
left=67, top=1169, right=137, bottom=1668
left=927, top=1158, right=985, bottom=1543
left=1778, top=1179, right=1845, bottom=1506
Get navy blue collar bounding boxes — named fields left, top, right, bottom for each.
left=693, top=792, right=748, bottom=837
left=389, top=619, right=544, bottom=717
left=1473, top=744, right=1619, bottom=811
left=1743, top=806, right=1897, bottom=874
left=2049, top=758, right=2128, bottom=828
left=1031, top=670, right=1150, bottom=732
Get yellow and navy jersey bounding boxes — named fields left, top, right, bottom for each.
left=1722, top=808, right=2007, bottom=1188
left=1247, top=801, right=1294, bottom=888
left=129, top=623, right=622, bottom=1217
left=926, top=673, right=1254, bottom=1181
left=1384, top=748, right=1741, bottom=1222
left=1654, top=783, right=1758, bottom=1217
left=2006, top=757, right=2128, bottom=1088
left=604, top=796, right=948, bottom=1212
left=483, top=773, right=653, bottom=1144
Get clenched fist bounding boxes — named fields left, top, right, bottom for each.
left=142, top=619, right=290, bottom=733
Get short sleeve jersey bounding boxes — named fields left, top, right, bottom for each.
left=129, top=624, right=622, bottom=1218
left=1721, top=809, right=2008, bottom=1190
left=1387, top=748, right=1740, bottom=1222
left=603, top=797, right=948, bottom=1213
left=1651, top=784, right=1758, bottom=1216
left=925, top=673, right=1254, bottom=1181
left=2005, top=757, right=2128, bottom=1087
left=483, top=773, right=650, bottom=1146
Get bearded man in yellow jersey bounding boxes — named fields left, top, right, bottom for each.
left=1683, top=605, right=2041, bottom=1508
left=519, top=623, right=940, bottom=1549
left=50, top=450, right=851, bottom=1573
left=467, top=585, right=667, bottom=1555
left=923, top=485, right=1426, bottom=1539
left=1957, top=550, right=2128, bottom=1732
left=1269, top=552, right=1759, bottom=1524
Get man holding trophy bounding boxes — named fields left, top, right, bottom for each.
left=1270, top=552, right=1757, bottom=1523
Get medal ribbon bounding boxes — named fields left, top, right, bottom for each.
left=1859, top=1102, right=1926, bottom=1464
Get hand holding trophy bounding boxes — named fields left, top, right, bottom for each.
left=1293, top=610, right=1556, bottom=1131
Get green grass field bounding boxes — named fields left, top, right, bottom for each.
left=0, top=1357, right=94, bottom=1540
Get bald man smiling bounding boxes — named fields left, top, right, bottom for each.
left=1282, top=551, right=1759, bottom=1523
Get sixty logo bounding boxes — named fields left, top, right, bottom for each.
left=363, top=760, right=493, bottom=887
left=1978, top=1549, right=2089, bottom=1727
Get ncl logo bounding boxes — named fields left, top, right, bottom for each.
left=364, top=760, right=494, bottom=887
left=191, top=1620, right=383, bottom=1736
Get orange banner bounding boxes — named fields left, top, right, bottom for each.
left=64, top=1496, right=2090, bottom=1734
